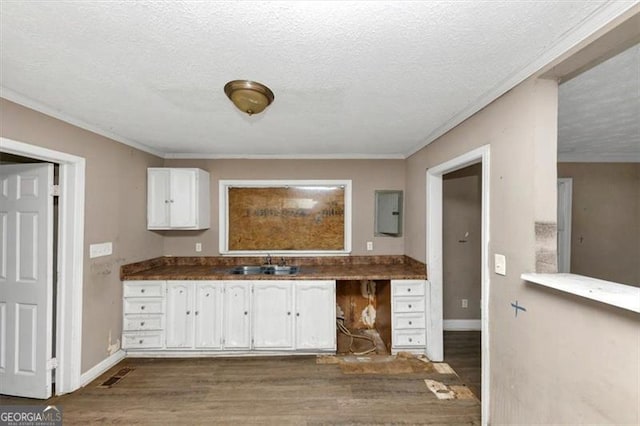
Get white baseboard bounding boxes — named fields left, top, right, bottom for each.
left=79, top=349, right=126, bottom=387
left=443, top=319, right=481, bottom=331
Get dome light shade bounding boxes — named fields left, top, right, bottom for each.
left=224, top=80, right=274, bottom=115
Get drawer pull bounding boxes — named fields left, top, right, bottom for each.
left=407, top=288, right=411, bottom=292
left=408, top=304, right=412, bottom=308
left=206, top=293, right=210, bottom=297
left=141, top=289, right=145, bottom=293
left=408, top=321, right=412, bottom=325
left=244, top=311, right=248, bottom=315
left=408, top=338, right=413, bottom=342
left=296, top=313, right=300, bottom=317
left=139, top=339, right=144, bottom=344
left=140, top=321, right=145, bottom=326
left=287, top=311, right=291, bottom=315
left=140, top=305, right=145, bottom=310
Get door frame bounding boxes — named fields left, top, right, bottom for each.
left=426, top=144, right=490, bottom=424
left=1, top=137, right=85, bottom=395
left=557, top=178, right=572, bottom=273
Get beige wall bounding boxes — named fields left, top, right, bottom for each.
left=443, top=164, right=482, bottom=320
left=162, top=158, right=406, bottom=256
left=406, top=79, right=639, bottom=424
left=1, top=99, right=164, bottom=373
left=558, top=162, right=640, bottom=286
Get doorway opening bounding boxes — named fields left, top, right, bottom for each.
left=0, top=137, right=85, bottom=397
left=442, top=163, right=482, bottom=399
left=426, top=144, right=490, bottom=422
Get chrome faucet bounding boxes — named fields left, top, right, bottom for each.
left=264, top=254, right=272, bottom=265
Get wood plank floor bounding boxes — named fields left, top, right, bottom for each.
left=1, top=355, right=480, bottom=425
left=443, top=331, right=481, bottom=400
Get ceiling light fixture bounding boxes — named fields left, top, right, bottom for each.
left=224, top=80, right=275, bottom=116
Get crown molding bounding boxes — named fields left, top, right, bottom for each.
left=558, top=152, right=640, bottom=163
left=164, top=152, right=406, bottom=160
left=1, top=87, right=165, bottom=158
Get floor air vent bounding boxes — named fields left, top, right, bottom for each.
left=98, top=367, right=134, bottom=388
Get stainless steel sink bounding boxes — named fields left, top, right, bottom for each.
left=228, top=265, right=300, bottom=275
left=263, top=265, right=300, bottom=275
left=229, top=265, right=264, bottom=275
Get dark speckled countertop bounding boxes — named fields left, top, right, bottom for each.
left=121, top=255, right=427, bottom=281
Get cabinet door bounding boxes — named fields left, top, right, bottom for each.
left=195, top=282, right=223, bottom=349
left=169, top=169, right=197, bottom=228
left=223, top=282, right=251, bottom=349
left=295, top=281, right=336, bottom=350
left=166, top=282, right=194, bottom=348
left=253, top=282, right=294, bottom=349
left=147, top=169, right=171, bottom=228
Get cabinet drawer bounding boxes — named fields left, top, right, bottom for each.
left=393, top=313, right=425, bottom=329
left=123, top=332, right=163, bottom=349
left=392, top=280, right=425, bottom=296
left=393, top=296, right=424, bottom=313
left=124, top=281, right=164, bottom=297
left=393, top=330, right=426, bottom=347
left=124, top=314, right=163, bottom=331
left=124, top=298, right=163, bottom=314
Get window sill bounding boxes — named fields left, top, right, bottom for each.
left=521, top=273, right=640, bottom=313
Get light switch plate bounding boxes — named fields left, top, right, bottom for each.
left=195, top=243, right=202, bottom=252
left=90, top=242, right=112, bottom=258
left=494, top=253, right=506, bottom=275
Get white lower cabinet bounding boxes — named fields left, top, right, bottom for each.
left=391, top=279, right=428, bottom=354
left=195, top=282, right=223, bottom=349
left=295, top=281, right=336, bottom=350
left=123, top=279, right=336, bottom=355
left=166, top=281, right=224, bottom=349
left=253, top=281, right=294, bottom=349
left=223, top=281, right=251, bottom=350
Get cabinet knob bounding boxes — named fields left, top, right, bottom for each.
left=186, top=310, right=191, bottom=315
left=408, top=338, right=413, bottom=342
left=170, top=199, right=174, bottom=203
left=408, top=304, right=412, bottom=308
left=287, top=311, right=291, bottom=315
left=296, top=313, right=300, bottom=317
left=140, top=321, right=145, bottom=326
left=139, top=339, right=144, bottom=344
left=141, top=289, right=145, bottom=293
left=407, top=288, right=411, bottom=292
left=244, top=311, right=248, bottom=315
left=140, top=305, right=145, bottom=310
left=195, top=311, right=199, bottom=316
left=206, top=293, right=210, bottom=297
left=408, top=321, right=412, bottom=325
left=164, top=200, right=169, bottom=204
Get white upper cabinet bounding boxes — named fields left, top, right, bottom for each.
left=147, top=168, right=210, bottom=230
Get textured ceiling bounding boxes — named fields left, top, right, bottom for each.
left=559, top=44, right=640, bottom=162
left=0, top=1, right=634, bottom=158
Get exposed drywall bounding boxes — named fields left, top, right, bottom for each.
left=406, top=79, right=639, bottom=424
left=0, top=98, right=164, bottom=374
left=162, top=158, right=405, bottom=256
left=558, top=162, right=640, bottom=286
left=443, top=164, right=482, bottom=320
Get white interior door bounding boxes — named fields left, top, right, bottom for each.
left=0, top=163, right=54, bottom=399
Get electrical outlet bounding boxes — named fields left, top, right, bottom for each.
left=495, top=253, right=506, bottom=275
left=195, top=243, right=202, bottom=252
left=366, top=241, right=374, bottom=251
left=461, top=299, right=468, bottom=308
